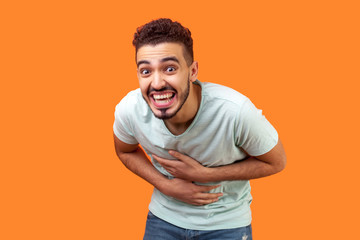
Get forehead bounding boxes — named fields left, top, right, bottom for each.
left=136, top=42, right=186, bottom=65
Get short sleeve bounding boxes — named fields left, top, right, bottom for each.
left=235, top=99, right=278, bottom=156
left=113, top=98, right=138, bottom=145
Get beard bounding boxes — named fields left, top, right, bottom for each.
left=144, top=78, right=190, bottom=120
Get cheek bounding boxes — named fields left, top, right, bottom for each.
left=138, top=79, right=150, bottom=94
left=139, top=86, right=149, bottom=100
left=140, top=87, right=149, bottom=98
left=168, top=74, right=188, bottom=88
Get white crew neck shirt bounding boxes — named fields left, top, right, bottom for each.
left=113, top=80, right=278, bottom=230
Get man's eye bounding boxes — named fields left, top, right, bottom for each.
left=141, top=69, right=150, bottom=75
left=166, top=67, right=176, bottom=72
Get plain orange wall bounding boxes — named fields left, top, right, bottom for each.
left=1, top=0, right=359, bottom=239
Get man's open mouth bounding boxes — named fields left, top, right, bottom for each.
left=150, top=92, right=176, bottom=108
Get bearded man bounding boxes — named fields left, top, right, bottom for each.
left=113, top=18, right=286, bottom=240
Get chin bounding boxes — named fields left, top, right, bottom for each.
left=152, top=108, right=177, bottom=120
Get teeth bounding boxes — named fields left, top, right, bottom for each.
left=153, top=93, right=173, bottom=100
left=155, top=99, right=171, bottom=103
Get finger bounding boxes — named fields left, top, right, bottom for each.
left=157, top=162, right=178, bottom=175
left=196, top=192, right=223, bottom=200
left=153, top=155, right=174, bottom=167
left=197, top=184, right=222, bottom=192
left=164, top=167, right=175, bottom=174
left=168, top=150, right=190, bottom=162
left=152, top=154, right=166, bottom=162
left=193, top=196, right=221, bottom=205
left=168, top=150, right=181, bottom=157
left=193, top=199, right=219, bottom=206
left=159, top=161, right=179, bottom=171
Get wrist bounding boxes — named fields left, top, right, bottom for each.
left=155, top=177, right=172, bottom=194
left=197, top=167, right=215, bottom=183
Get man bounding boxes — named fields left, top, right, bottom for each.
left=113, top=18, right=286, bottom=240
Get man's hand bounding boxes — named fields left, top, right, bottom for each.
left=114, top=135, right=221, bottom=206
left=153, top=151, right=209, bottom=183
left=154, top=139, right=286, bottom=183
left=160, top=178, right=222, bottom=206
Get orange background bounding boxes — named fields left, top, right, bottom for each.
left=1, top=0, right=359, bottom=239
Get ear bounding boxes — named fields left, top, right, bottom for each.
left=189, top=61, right=199, bottom=82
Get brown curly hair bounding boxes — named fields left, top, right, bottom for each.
left=133, top=18, right=194, bottom=66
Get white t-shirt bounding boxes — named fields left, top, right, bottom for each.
left=113, top=80, right=278, bottom=230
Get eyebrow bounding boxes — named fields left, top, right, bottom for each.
left=137, top=57, right=180, bottom=67
left=160, top=57, right=179, bottom=64
left=137, top=60, right=150, bottom=67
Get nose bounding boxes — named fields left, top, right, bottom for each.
left=151, top=71, right=166, bottom=90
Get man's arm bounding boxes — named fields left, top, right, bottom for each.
left=153, top=139, right=286, bottom=183
left=113, top=134, right=223, bottom=205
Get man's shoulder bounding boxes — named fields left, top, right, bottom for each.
left=202, top=81, right=249, bottom=106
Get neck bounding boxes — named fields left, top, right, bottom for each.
left=164, top=82, right=201, bottom=135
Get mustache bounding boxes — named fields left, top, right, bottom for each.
left=147, top=85, right=176, bottom=95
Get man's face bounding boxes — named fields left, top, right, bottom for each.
left=136, top=42, right=195, bottom=120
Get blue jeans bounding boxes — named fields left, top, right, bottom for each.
left=143, top=211, right=252, bottom=240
